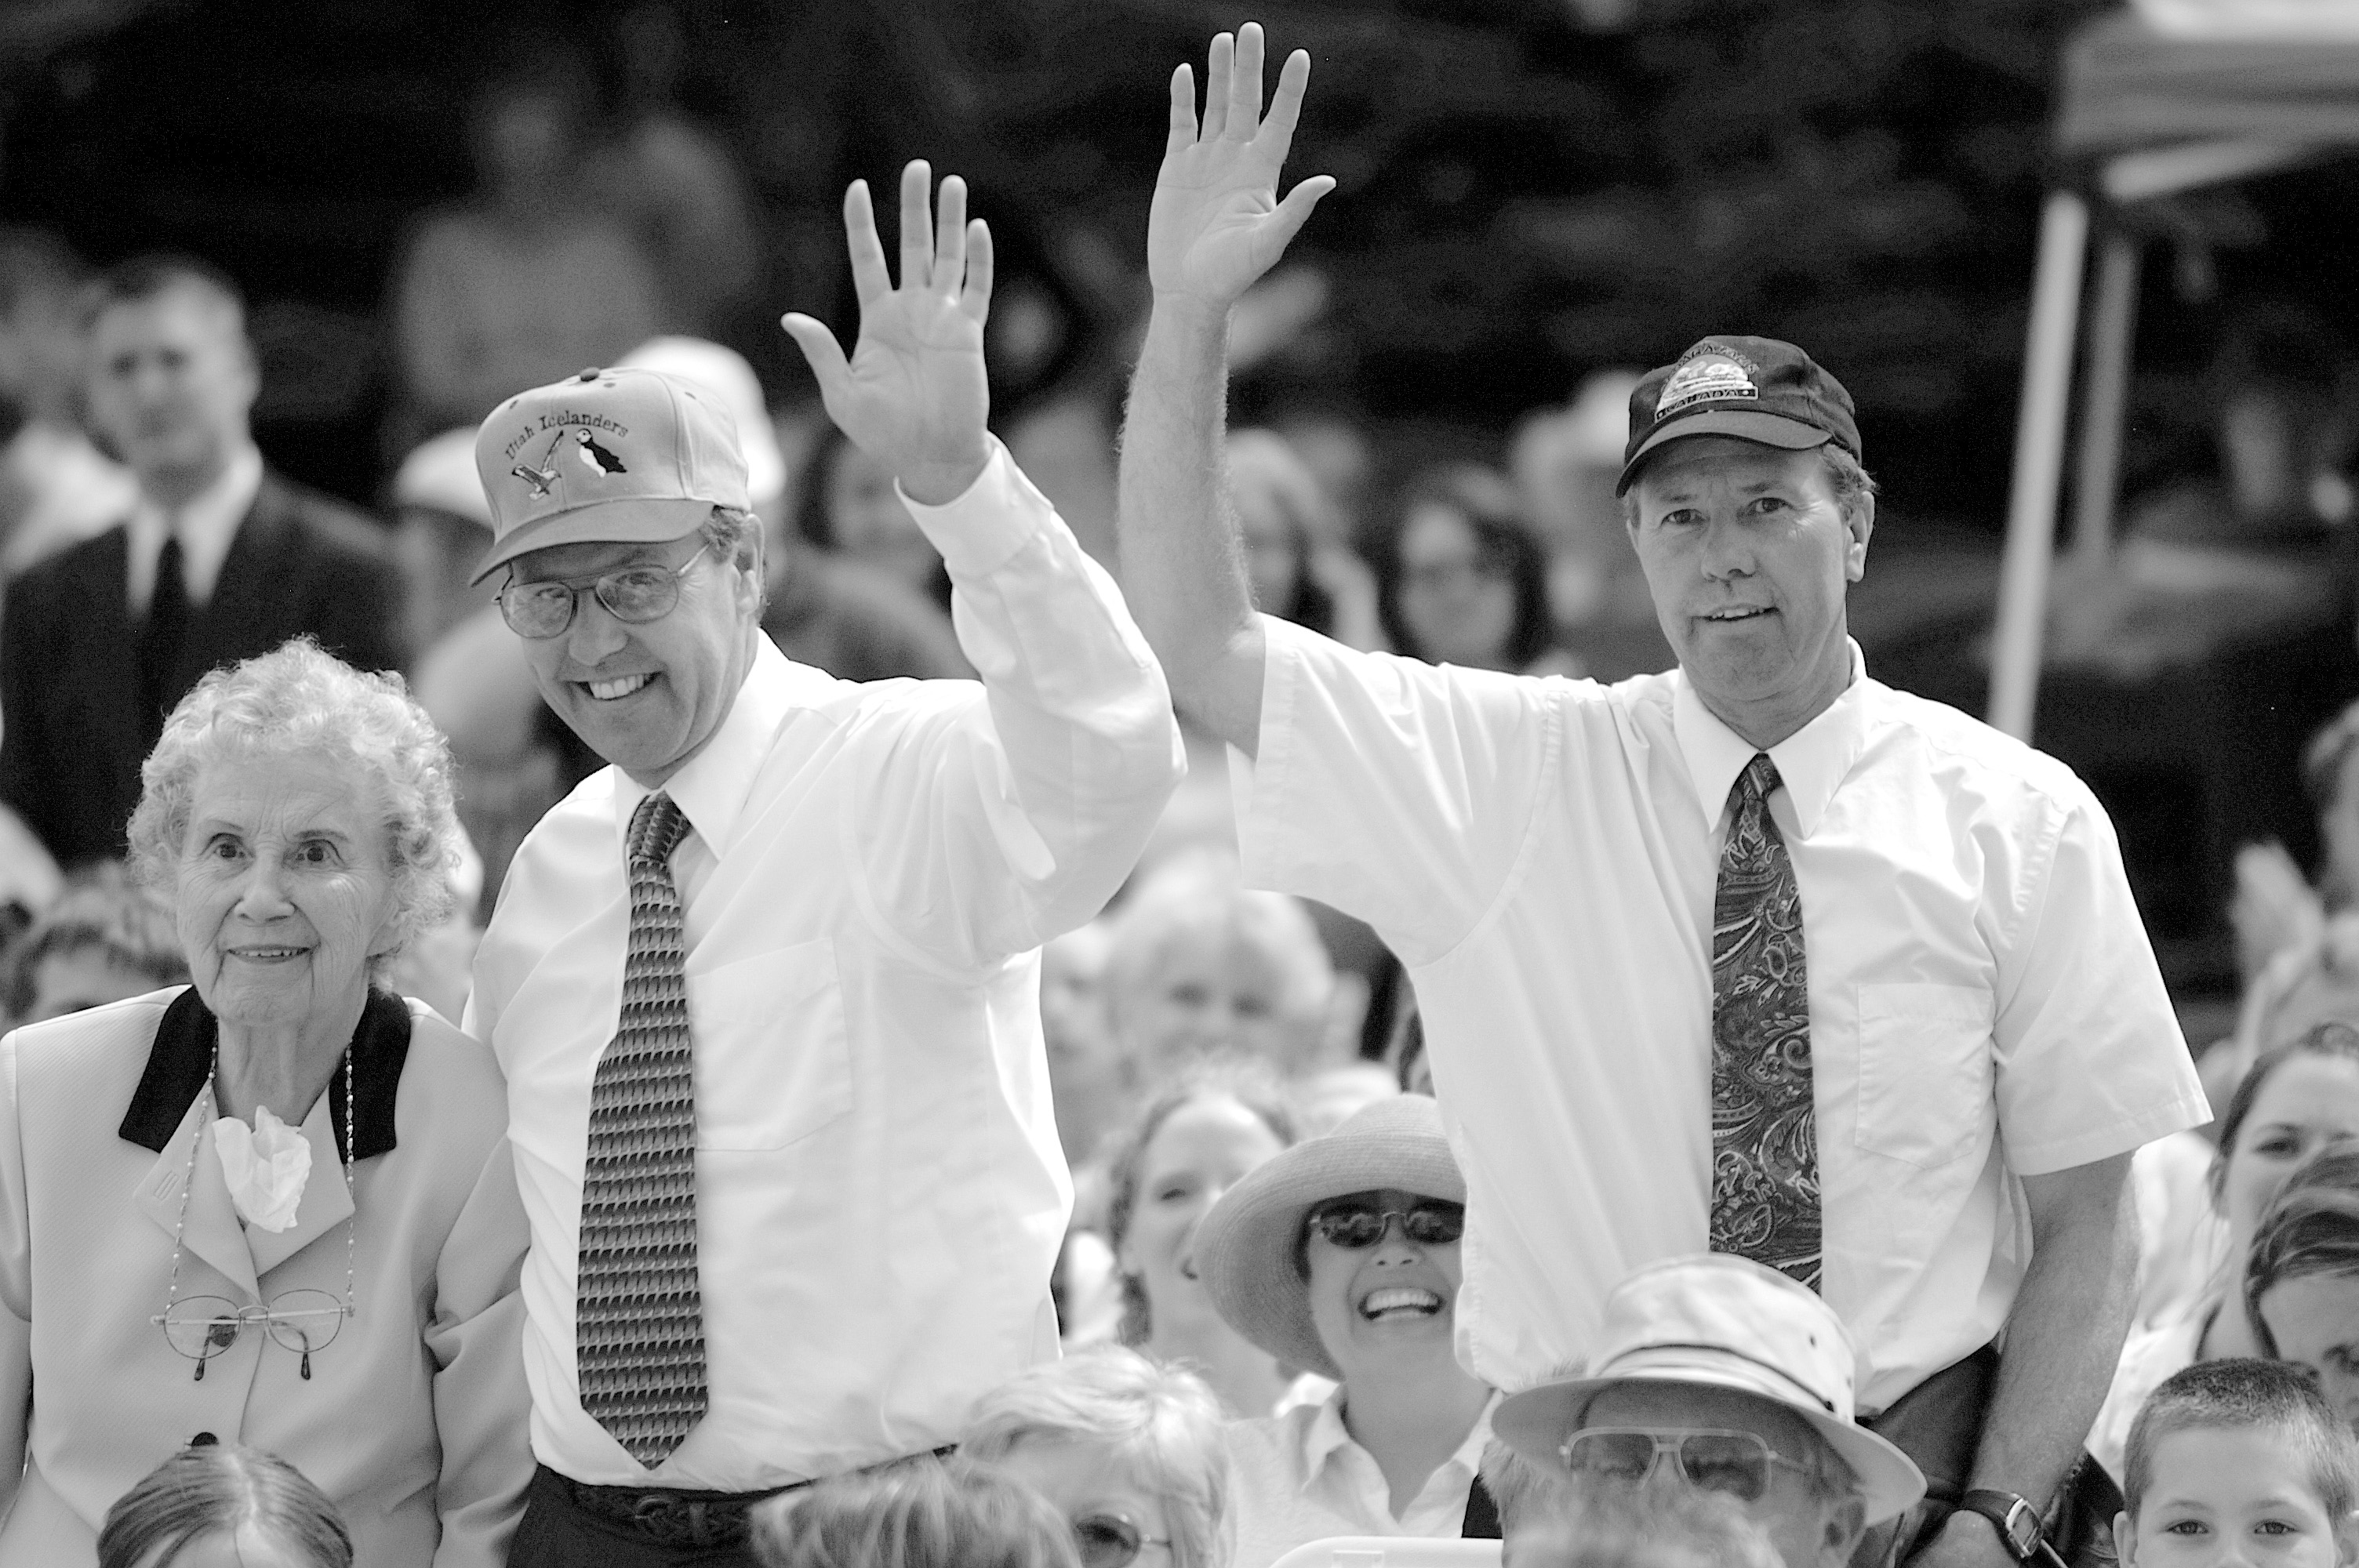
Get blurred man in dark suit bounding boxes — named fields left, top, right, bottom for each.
left=0, top=255, right=404, bottom=867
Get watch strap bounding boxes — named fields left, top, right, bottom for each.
left=1957, top=1490, right=2055, bottom=1567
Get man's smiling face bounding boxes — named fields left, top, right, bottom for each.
left=1627, top=437, right=1870, bottom=746
left=510, top=522, right=761, bottom=787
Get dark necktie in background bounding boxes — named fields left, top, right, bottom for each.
left=577, top=791, right=707, bottom=1465
left=1708, top=753, right=1822, bottom=1291
left=137, top=532, right=188, bottom=720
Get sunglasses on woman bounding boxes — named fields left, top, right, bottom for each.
left=1072, top=1513, right=1170, bottom=1568
left=1303, top=1195, right=1466, bottom=1249
left=1558, top=1428, right=1815, bottom=1504
left=497, top=539, right=718, bottom=639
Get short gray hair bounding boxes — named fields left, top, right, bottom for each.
left=964, top=1347, right=1229, bottom=1568
left=703, top=503, right=767, bottom=618
left=125, top=639, right=462, bottom=967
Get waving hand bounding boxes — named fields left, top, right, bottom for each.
left=782, top=162, right=993, bottom=505
left=1150, top=23, right=1335, bottom=312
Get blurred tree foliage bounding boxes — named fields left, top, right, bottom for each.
left=0, top=0, right=2116, bottom=520
left=706, top=0, right=2116, bottom=521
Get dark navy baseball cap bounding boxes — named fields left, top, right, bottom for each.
left=1616, top=336, right=1861, bottom=495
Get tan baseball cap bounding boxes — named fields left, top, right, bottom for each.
left=1492, top=1254, right=1925, bottom=1525
left=471, top=365, right=752, bottom=584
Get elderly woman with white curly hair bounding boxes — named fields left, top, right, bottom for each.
left=0, top=638, right=533, bottom=1568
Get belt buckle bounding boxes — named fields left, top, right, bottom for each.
left=631, top=1493, right=736, bottom=1548
left=629, top=1493, right=694, bottom=1546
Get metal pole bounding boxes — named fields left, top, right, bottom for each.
left=1988, top=191, right=2091, bottom=742
left=2070, top=234, right=2140, bottom=572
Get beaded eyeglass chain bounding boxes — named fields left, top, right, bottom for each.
left=155, top=1042, right=357, bottom=1380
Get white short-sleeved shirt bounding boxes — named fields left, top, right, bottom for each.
left=1235, top=619, right=2208, bottom=1408
left=1222, top=1388, right=1496, bottom=1568
left=466, top=445, right=1183, bottom=1490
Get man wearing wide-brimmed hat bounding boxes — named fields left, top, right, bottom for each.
left=1493, top=1255, right=1926, bottom=1568
left=1107, top=24, right=2208, bottom=1568
left=1194, top=1095, right=1498, bottom=1568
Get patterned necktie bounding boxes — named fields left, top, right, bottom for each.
left=578, top=792, right=706, bottom=1465
left=1709, top=754, right=1822, bottom=1291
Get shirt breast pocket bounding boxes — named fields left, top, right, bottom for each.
left=1853, top=982, right=1994, bottom=1170
left=689, top=938, right=852, bottom=1152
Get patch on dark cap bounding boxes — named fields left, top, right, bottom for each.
left=1656, top=343, right=1762, bottom=417
left=1618, top=335, right=1861, bottom=495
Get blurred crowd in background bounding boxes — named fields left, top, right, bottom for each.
left=0, top=5, right=2350, bottom=1563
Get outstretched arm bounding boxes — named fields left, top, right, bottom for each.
left=784, top=163, right=1183, bottom=961
left=781, top=162, right=995, bottom=506
left=1118, top=24, right=1333, bottom=755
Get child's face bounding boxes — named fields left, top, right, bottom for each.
left=2116, top=1426, right=2356, bottom=1568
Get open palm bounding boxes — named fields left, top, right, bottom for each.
left=1149, top=24, right=1334, bottom=310
left=783, top=162, right=993, bottom=503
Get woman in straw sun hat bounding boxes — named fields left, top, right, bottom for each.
left=1194, top=1094, right=1498, bottom=1568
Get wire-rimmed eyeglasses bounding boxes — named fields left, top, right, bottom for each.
left=1072, top=1513, right=1170, bottom=1568
left=1558, top=1428, right=1817, bottom=1503
left=497, top=539, right=718, bottom=639
left=151, top=1291, right=352, bottom=1381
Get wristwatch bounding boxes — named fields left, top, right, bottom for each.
left=1957, top=1490, right=2051, bottom=1565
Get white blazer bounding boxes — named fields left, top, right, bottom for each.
left=0, top=986, right=533, bottom=1567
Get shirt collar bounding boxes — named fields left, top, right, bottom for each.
left=612, top=635, right=799, bottom=859
left=1673, top=639, right=1872, bottom=841
left=128, top=442, right=264, bottom=603
left=118, top=984, right=412, bottom=1158
left=1299, top=1385, right=1502, bottom=1490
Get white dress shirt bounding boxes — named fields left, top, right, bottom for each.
left=123, top=442, right=262, bottom=612
left=1222, top=1388, right=1496, bottom=1568
left=1234, top=619, right=2208, bottom=1408
left=466, top=442, right=1183, bottom=1491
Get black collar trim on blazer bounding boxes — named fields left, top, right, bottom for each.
left=118, top=986, right=411, bottom=1158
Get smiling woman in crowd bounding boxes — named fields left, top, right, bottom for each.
left=2248, top=1140, right=2359, bottom=1430
left=0, top=639, right=532, bottom=1567
left=1106, top=1066, right=1304, bottom=1417
left=1367, top=463, right=1560, bottom=675
left=1195, top=1094, right=1498, bottom=1568
left=2089, top=1022, right=2359, bottom=1478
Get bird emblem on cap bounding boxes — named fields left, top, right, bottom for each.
left=510, top=459, right=558, bottom=498
left=573, top=430, right=628, bottom=476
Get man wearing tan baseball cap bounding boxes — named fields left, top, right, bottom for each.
left=466, top=163, right=1183, bottom=1566
left=1493, top=1255, right=1926, bottom=1568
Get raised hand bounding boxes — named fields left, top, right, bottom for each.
left=1149, top=23, right=1335, bottom=314
left=782, top=161, right=994, bottom=505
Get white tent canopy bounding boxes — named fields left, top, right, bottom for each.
left=1989, top=10, right=2359, bottom=737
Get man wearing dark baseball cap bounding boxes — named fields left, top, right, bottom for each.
left=466, top=163, right=1182, bottom=1566
left=1109, top=25, right=2205, bottom=1568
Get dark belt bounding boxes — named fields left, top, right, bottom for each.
left=543, top=1465, right=800, bottom=1549
left=543, top=1445, right=961, bottom=1550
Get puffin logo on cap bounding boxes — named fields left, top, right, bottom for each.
left=572, top=430, right=628, bottom=476
left=1656, top=346, right=1760, bottom=418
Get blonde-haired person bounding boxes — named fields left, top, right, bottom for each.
left=1103, top=1065, right=1310, bottom=1416
left=0, top=862, right=187, bottom=1027
left=1103, top=859, right=1341, bottom=1083
left=0, top=638, right=531, bottom=1566
left=753, top=1456, right=1079, bottom=1568
left=965, top=1345, right=1229, bottom=1568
